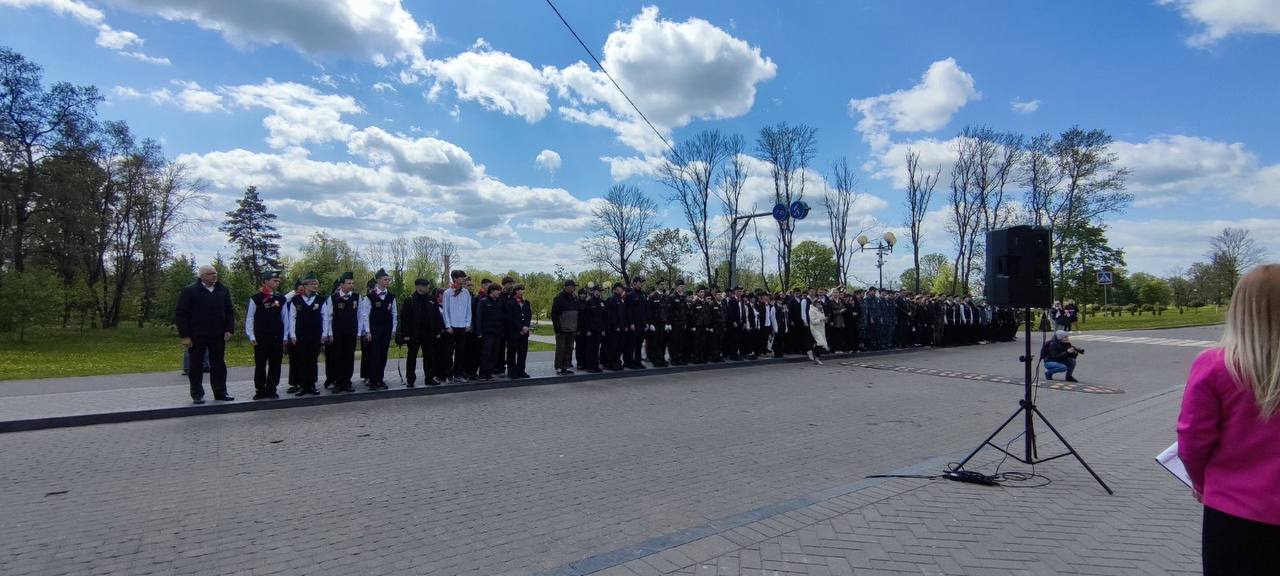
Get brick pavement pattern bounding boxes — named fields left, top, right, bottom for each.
left=0, top=326, right=1213, bottom=575
left=587, top=388, right=1200, bottom=575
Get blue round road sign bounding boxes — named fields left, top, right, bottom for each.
left=772, top=203, right=788, bottom=222
left=789, top=200, right=810, bottom=220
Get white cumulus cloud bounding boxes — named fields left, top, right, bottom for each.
left=423, top=43, right=553, bottom=123
left=0, top=0, right=168, bottom=64
left=113, top=0, right=436, bottom=66
left=849, top=58, right=978, bottom=150
left=1159, top=0, right=1280, bottom=47
left=534, top=149, right=562, bottom=174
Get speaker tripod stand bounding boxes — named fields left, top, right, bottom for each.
left=951, top=307, right=1114, bottom=494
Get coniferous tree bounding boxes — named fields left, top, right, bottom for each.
left=219, top=186, right=281, bottom=286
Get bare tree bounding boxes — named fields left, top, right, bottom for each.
left=586, top=184, right=658, bottom=285
left=718, top=135, right=750, bottom=288
left=1021, top=133, right=1064, bottom=227
left=903, top=148, right=939, bottom=293
left=752, top=218, right=771, bottom=292
left=824, top=157, right=868, bottom=286
left=363, top=240, right=387, bottom=275
left=756, top=122, right=818, bottom=291
left=1207, top=227, right=1267, bottom=292
left=947, top=135, right=980, bottom=294
left=136, top=160, right=205, bottom=326
left=660, top=129, right=732, bottom=285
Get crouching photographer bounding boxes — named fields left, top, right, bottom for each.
left=1043, top=330, right=1083, bottom=382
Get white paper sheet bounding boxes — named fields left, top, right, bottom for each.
left=1156, top=442, right=1193, bottom=488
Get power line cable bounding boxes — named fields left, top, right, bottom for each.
left=543, top=0, right=676, bottom=155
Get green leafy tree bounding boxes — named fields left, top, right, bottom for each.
left=898, top=253, right=949, bottom=293
left=219, top=186, right=281, bottom=286
left=289, top=232, right=367, bottom=292
left=1139, top=278, right=1172, bottom=307
left=641, top=228, right=692, bottom=285
left=790, top=240, right=839, bottom=289
left=0, top=270, right=61, bottom=340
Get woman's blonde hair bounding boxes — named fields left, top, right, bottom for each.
left=1221, top=264, right=1280, bottom=419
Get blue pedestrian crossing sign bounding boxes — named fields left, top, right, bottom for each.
left=772, top=203, right=788, bottom=221
left=789, top=200, right=810, bottom=220
left=1097, top=271, right=1114, bottom=285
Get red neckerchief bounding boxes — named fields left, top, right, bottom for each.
left=261, top=286, right=274, bottom=298
left=515, top=295, right=524, bottom=305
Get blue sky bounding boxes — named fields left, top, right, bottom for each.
left=3, top=0, right=1278, bottom=282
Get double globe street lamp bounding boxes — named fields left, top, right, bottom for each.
left=858, top=231, right=896, bottom=290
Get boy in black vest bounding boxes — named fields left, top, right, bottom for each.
left=289, top=272, right=326, bottom=396
left=247, top=270, right=288, bottom=400
left=360, top=269, right=397, bottom=390
left=324, top=272, right=360, bottom=393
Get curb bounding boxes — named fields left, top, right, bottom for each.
left=0, top=348, right=921, bottom=434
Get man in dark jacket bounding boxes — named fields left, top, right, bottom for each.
left=667, top=280, right=689, bottom=365
left=504, top=284, right=532, bottom=379
left=397, top=278, right=445, bottom=387
left=175, top=265, right=236, bottom=403
left=551, top=279, right=580, bottom=375
left=474, top=283, right=505, bottom=380
left=1042, top=330, right=1083, bottom=382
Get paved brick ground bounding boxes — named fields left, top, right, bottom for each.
left=584, top=387, right=1200, bottom=576
left=0, top=327, right=1214, bottom=575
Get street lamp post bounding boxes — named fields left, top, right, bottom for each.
left=858, top=231, right=896, bottom=290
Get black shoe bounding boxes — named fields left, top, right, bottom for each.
left=1065, top=376, right=1079, bottom=383
left=253, top=393, right=267, bottom=400
left=406, top=381, right=416, bottom=388
left=295, top=390, right=308, bottom=397
left=323, top=381, right=332, bottom=389
left=477, top=376, right=494, bottom=382
left=192, top=398, right=205, bottom=405
left=586, top=368, right=603, bottom=373
left=285, top=386, right=299, bottom=394
left=1045, top=372, right=1053, bottom=380
left=181, top=370, right=188, bottom=376
left=215, top=396, right=235, bottom=402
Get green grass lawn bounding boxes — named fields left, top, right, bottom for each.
left=0, top=325, right=552, bottom=381
left=1074, top=306, right=1225, bottom=332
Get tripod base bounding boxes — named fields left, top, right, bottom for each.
left=951, top=307, right=1113, bottom=495
left=953, top=399, right=1114, bottom=494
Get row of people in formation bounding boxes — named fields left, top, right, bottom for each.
left=173, top=265, right=1018, bottom=403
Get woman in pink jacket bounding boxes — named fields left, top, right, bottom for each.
left=1177, top=264, right=1280, bottom=576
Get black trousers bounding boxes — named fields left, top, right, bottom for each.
left=580, top=332, right=600, bottom=369
left=253, top=339, right=284, bottom=394
left=1203, top=506, right=1280, bottom=576
left=772, top=331, right=785, bottom=357
left=707, top=327, right=722, bottom=361
left=479, top=333, right=501, bottom=378
left=668, top=324, right=686, bottom=364
left=188, top=337, right=228, bottom=400
left=448, top=328, right=469, bottom=378
left=506, top=334, right=528, bottom=377
left=647, top=325, right=668, bottom=366
left=624, top=327, right=643, bottom=366
left=405, top=337, right=436, bottom=383
left=329, top=332, right=357, bottom=387
left=365, top=326, right=392, bottom=384
left=292, top=338, right=322, bottom=390
left=604, top=330, right=625, bottom=369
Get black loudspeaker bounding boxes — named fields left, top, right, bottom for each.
left=984, top=225, right=1051, bottom=307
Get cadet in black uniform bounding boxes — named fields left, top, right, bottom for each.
left=504, top=284, right=532, bottom=379
left=689, top=286, right=708, bottom=363
left=707, top=287, right=725, bottom=362
left=288, top=272, right=326, bottom=396
left=646, top=280, right=669, bottom=367
left=604, top=282, right=628, bottom=370
left=324, top=272, right=360, bottom=393
left=246, top=270, right=288, bottom=400
left=667, top=280, right=689, bottom=365
left=397, top=278, right=445, bottom=387
left=580, top=284, right=606, bottom=373
left=624, top=276, right=648, bottom=369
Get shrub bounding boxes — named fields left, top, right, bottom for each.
left=1125, top=304, right=1139, bottom=316
left=1187, top=299, right=1206, bottom=309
